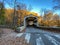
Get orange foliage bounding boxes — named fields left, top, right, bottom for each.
left=4, top=9, right=60, bottom=27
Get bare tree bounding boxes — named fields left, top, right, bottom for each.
left=53, top=0, right=60, bottom=10
left=27, top=5, right=33, bottom=11
left=4, top=0, right=14, bottom=8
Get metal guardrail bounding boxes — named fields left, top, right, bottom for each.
left=36, top=26, right=60, bottom=31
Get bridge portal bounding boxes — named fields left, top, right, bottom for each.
left=24, top=15, right=38, bottom=27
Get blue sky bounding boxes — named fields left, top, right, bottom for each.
left=4, top=0, right=60, bottom=15
left=19, top=0, right=53, bottom=14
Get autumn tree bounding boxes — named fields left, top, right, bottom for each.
left=42, top=10, right=53, bottom=26
left=53, top=14, right=60, bottom=26
left=43, top=9, right=53, bottom=20
left=4, top=0, right=27, bottom=27
left=5, top=9, right=14, bottom=25
left=16, top=1, right=27, bottom=27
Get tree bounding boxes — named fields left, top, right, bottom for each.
left=3, top=0, right=27, bottom=28
left=42, top=9, right=54, bottom=26
left=27, top=5, right=33, bottom=11
left=53, top=0, right=60, bottom=10
left=53, top=14, right=59, bottom=20
left=4, top=0, right=14, bottom=8
left=53, top=14, right=60, bottom=26
left=43, top=9, right=53, bottom=20
left=16, top=2, right=27, bottom=26
left=53, top=0, right=60, bottom=27
left=0, top=0, right=5, bottom=25
left=40, top=8, right=44, bottom=16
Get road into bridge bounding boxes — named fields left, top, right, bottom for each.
left=17, top=27, right=60, bottom=45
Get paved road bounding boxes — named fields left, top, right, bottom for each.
left=16, top=27, right=60, bottom=45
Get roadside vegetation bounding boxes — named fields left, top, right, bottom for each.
left=0, top=0, right=60, bottom=30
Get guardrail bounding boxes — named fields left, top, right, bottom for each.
left=37, top=26, right=60, bottom=30
left=36, top=26, right=60, bottom=33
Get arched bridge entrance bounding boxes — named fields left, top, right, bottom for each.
left=24, top=15, right=38, bottom=27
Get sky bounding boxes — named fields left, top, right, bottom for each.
left=4, top=0, right=60, bottom=15
left=18, top=0, right=53, bottom=15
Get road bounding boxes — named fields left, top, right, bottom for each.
left=16, top=27, right=60, bottom=45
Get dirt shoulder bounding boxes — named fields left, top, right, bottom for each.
left=0, top=28, right=29, bottom=45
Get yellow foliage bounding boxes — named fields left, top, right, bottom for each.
left=4, top=9, right=60, bottom=27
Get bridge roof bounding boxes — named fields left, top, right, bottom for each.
left=25, top=14, right=38, bottom=18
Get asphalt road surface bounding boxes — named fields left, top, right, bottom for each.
left=16, top=27, right=60, bottom=45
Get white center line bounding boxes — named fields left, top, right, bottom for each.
left=25, top=33, right=31, bottom=43
left=36, top=37, right=44, bottom=45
